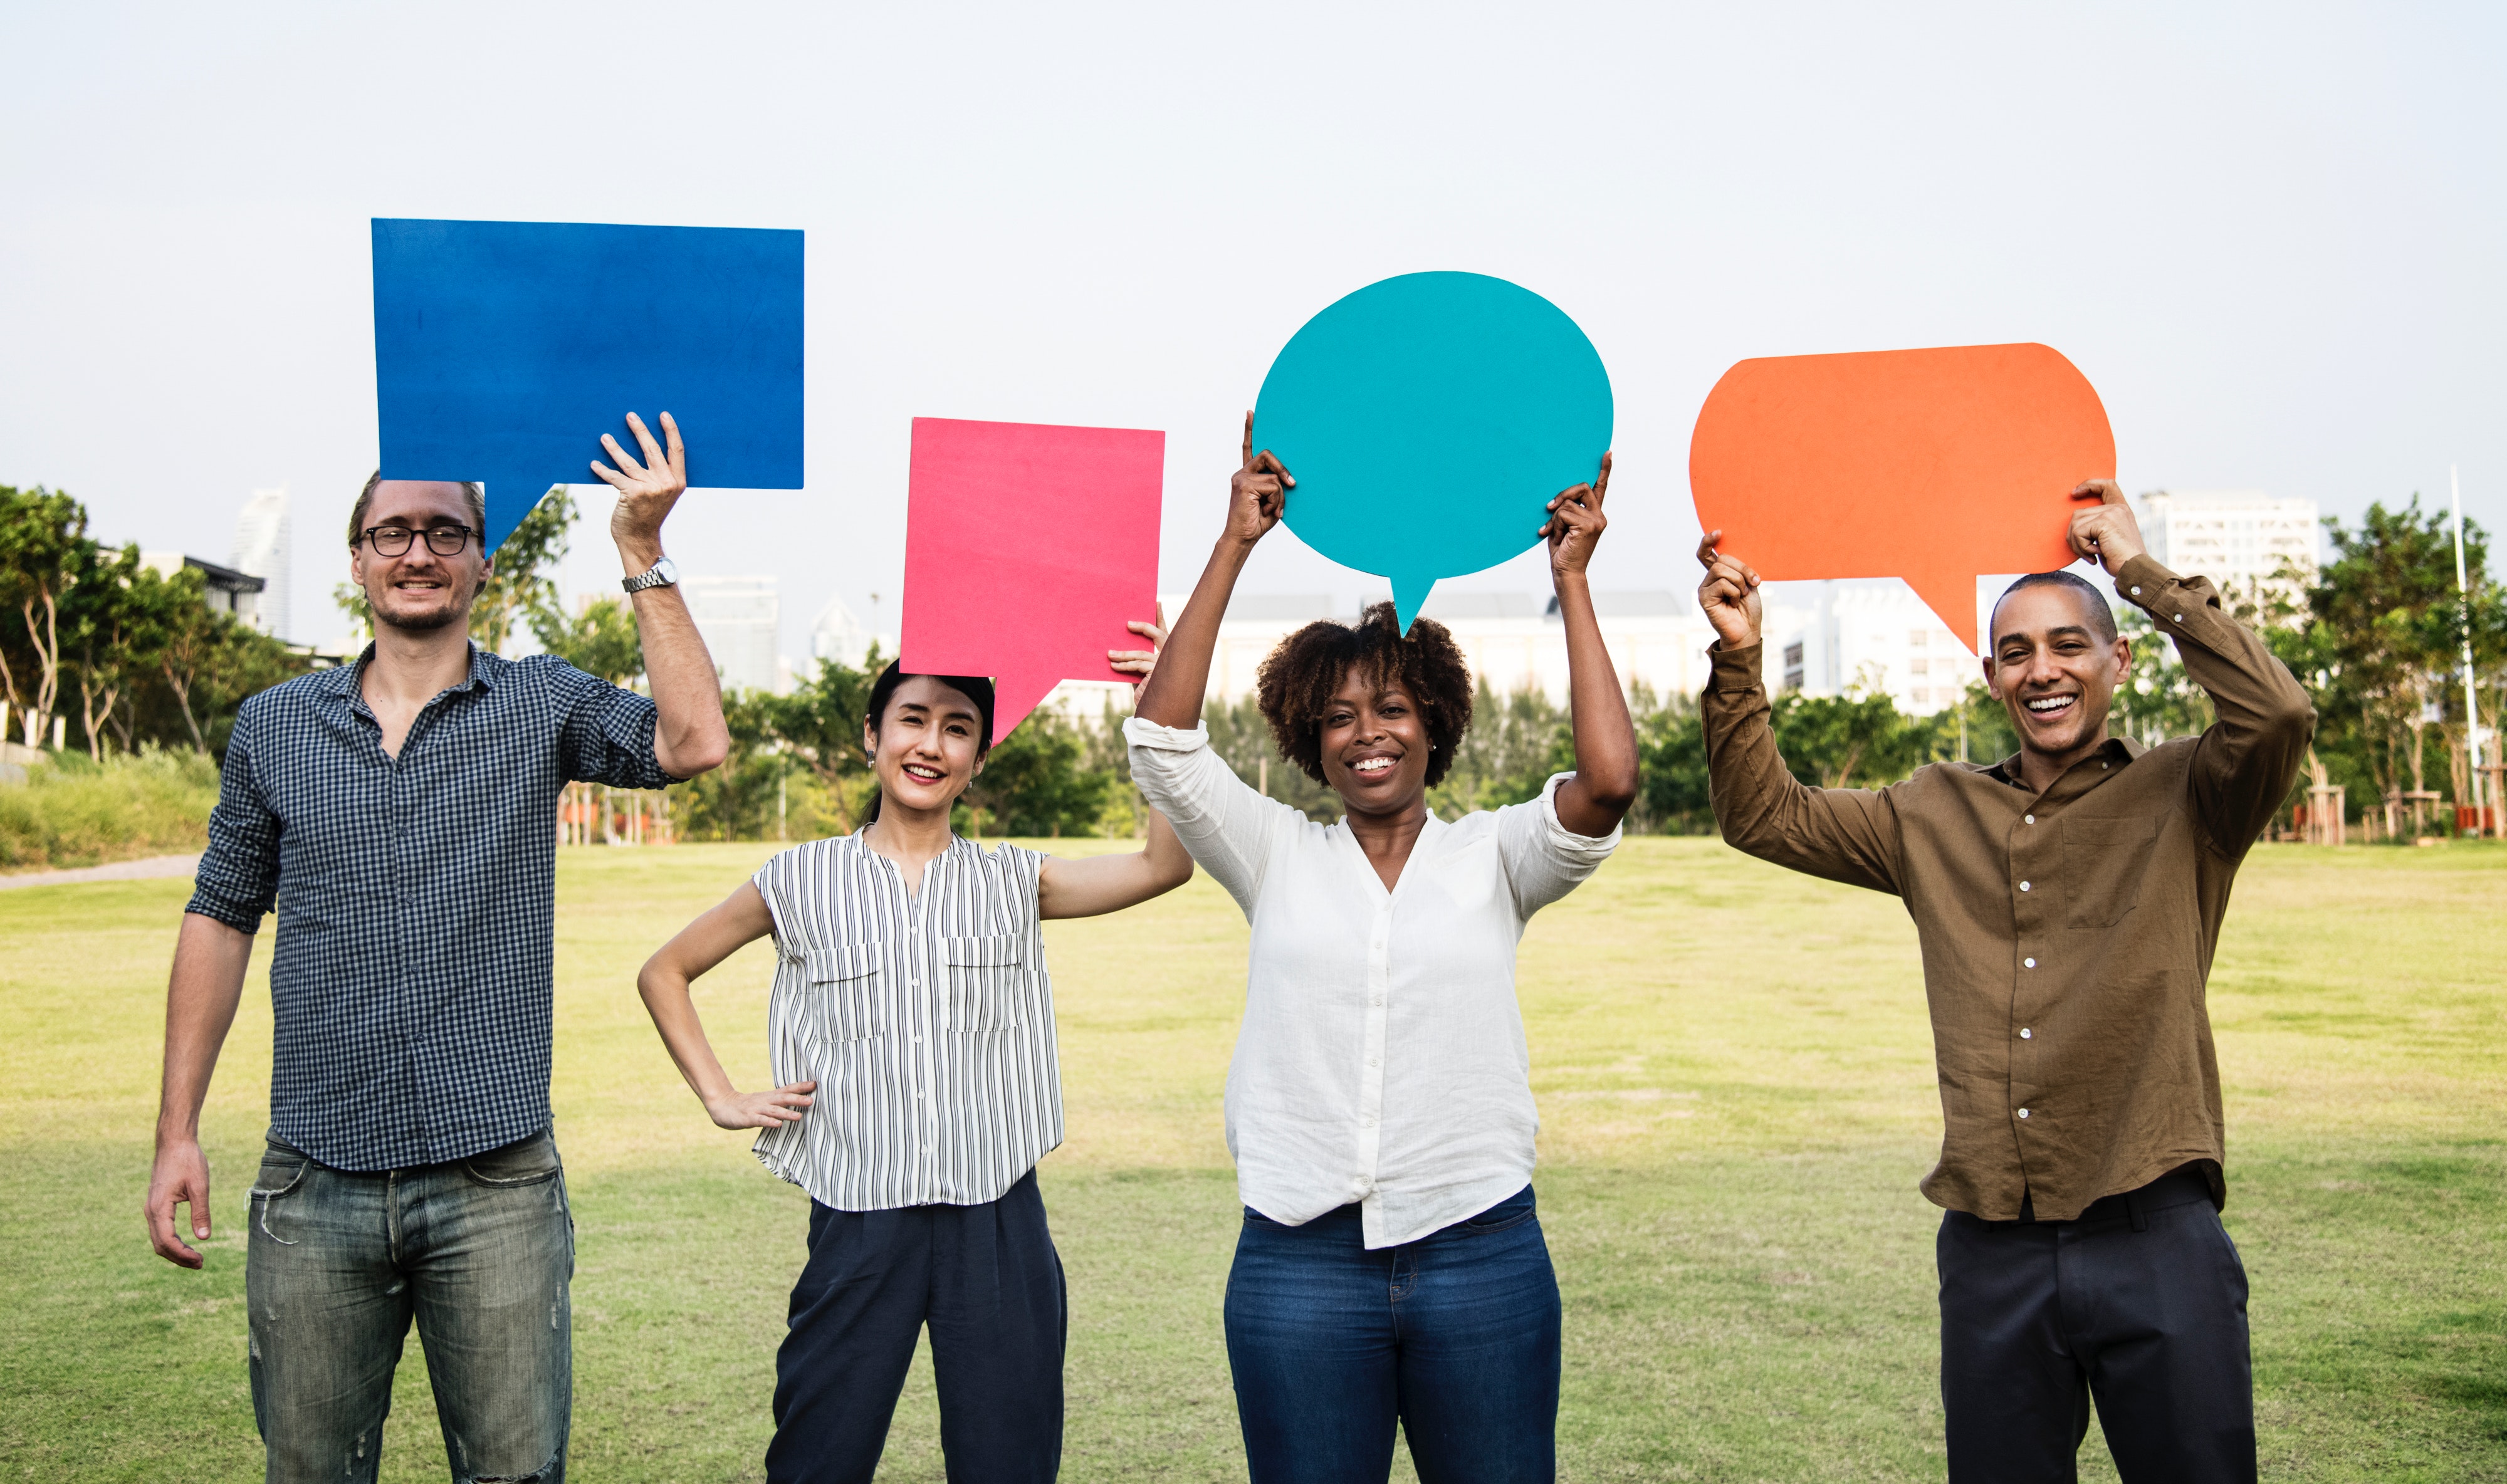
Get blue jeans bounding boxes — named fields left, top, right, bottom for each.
left=244, top=1128, right=575, bottom=1484
left=1224, top=1185, right=1560, bottom=1484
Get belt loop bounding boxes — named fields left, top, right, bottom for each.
left=2125, top=1186, right=2148, bottom=1233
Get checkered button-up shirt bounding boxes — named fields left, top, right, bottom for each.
left=188, top=642, right=674, bottom=1171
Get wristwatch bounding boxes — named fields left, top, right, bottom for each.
left=622, top=555, right=679, bottom=594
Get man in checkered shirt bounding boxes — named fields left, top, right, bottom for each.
left=144, top=413, right=731, bottom=1484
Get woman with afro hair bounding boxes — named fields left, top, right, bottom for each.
left=1124, top=415, right=1639, bottom=1483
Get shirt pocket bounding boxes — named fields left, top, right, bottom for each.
left=941, top=933, right=1027, bottom=1032
left=2058, top=814, right=2167, bottom=929
left=1433, top=837, right=1500, bottom=915
left=799, top=943, right=887, bottom=1042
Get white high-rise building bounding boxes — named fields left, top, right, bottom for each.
left=682, top=575, right=781, bottom=694
left=810, top=594, right=877, bottom=669
left=231, top=487, right=291, bottom=640
left=1778, top=580, right=1973, bottom=715
left=2135, top=489, right=2319, bottom=611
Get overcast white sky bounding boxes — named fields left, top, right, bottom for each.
left=4, top=3, right=2500, bottom=655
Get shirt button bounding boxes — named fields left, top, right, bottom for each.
left=2020, top=1028, right=2033, bottom=1038
left=2129, top=585, right=2141, bottom=595
left=1367, top=1057, right=1380, bottom=1068
left=2019, top=881, right=2031, bottom=892
left=2024, top=957, right=2036, bottom=968
left=2018, top=1108, right=2031, bottom=1119
left=2174, top=614, right=2185, bottom=623
left=2024, top=814, right=2034, bottom=824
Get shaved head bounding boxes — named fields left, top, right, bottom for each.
left=1991, top=570, right=2117, bottom=647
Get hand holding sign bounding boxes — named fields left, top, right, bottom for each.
left=1252, top=272, right=1613, bottom=632
left=373, top=217, right=804, bottom=553
left=1688, top=342, right=2114, bottom=652
left=900, top=418, right=1165, bottom=745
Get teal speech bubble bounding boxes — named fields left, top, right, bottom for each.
left=1252, top=271, right=1613, bottom=633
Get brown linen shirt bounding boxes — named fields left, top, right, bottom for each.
left=1703, top=555, right=2315, bottom=1221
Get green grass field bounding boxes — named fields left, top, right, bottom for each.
left=2, top=838, right=2500, bottom=1481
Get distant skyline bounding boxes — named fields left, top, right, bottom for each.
left=6, top=4, right=2500, bottom=662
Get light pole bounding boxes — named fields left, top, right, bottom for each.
left=2452, top=466, right=2487, bottom=838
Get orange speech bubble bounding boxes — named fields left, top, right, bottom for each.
left=1688, top=342, right=2114, bottom=653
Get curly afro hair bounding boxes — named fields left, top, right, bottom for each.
left=1255, top=602, right=1476, bottom=789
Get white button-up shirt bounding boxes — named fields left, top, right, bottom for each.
left=1127, top=718, right=1620, bottom=1247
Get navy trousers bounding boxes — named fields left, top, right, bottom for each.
left=1224, top=1185, right=1561, bottom=1484
left=1939, top=1164, right=2257, bottom=1483
left=766, top=1168, right=1065, bottom=1484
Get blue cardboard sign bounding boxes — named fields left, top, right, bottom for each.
left=372, top=218, right=805, bottom=552
left=1252, top=271, right=1613, bottom=632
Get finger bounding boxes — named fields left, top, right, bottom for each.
left=660, top=410, right=686, bottom=479
left=1590, top=452, right=1612, bottom=508
left=194, top=1175, right=212, bottom=1240
left=1242, top=411, right=1255, bottom=468
left=1695, top=530, right=1722, bottom=567
left=600, top=434, right=648, bottom=479
left=626, top=412, right=666, bottom=469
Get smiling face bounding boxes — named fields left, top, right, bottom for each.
left=1984, top=583, right=2132, bottom=764
left=1316, top=666, right=1434, bottom=817
left=350, top=481, right=490, bottom=635
left=864, top=675, right=988, bottom=819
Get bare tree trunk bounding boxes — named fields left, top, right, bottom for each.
left=162, top=662, right=207, bottom=751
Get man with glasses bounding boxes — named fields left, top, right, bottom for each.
left=145, top=413, right=731, bottom=1483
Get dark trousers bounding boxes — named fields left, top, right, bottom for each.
left=1939, top=1165, right=2256, bottom=1483
left=1224, top=1185, right=1561, bottom=1484
left=766, top=1168, right=1065, bottom=1484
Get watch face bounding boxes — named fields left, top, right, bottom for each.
left=653, top=556, right=679, bottom=583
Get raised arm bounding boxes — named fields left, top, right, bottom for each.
left=636, top=883, right=816, bottom=1131
left=1542, top=455, right=1639, bottom=836
left=1696, top=532, right=1905, bottom=894
left=1044, top=613, right=1197, bottom=917
left=1134, top=412, right=1291, bottom=730
left=2067, top=481, right=2314, bottom=851
left=594, top=410, right=730, bottom=779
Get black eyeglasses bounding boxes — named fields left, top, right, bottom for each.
left=359, top=524, right=476, bottom=556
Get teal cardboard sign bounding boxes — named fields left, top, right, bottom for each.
left=1251, top=271, right=1613, bottom=632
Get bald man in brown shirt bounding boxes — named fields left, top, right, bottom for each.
left=1696, top=484, right=2313, bottom=1483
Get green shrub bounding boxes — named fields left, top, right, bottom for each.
left=0, top=748, right=223, bottom=872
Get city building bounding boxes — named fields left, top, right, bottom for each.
left=681, top=575, right=781, bottom=694
left=139, top=551, right=267, bottom=625
left=230, top=486, right=292, bottom=640
left=810, top=593, right=883, bottom=669
left=2134, top=489, right=2319, bottom=612
left=1779, top=580, right=1974, bottom=715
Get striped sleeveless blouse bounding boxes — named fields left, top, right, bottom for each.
left=749, top=832, right=1062, bottom=1210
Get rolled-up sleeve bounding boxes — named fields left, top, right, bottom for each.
left=1124, top=716, right=1292, bottom=918
left=186, top=697, right=281, bottom=932
left=552, top=661, right=675, bottom=789
left=1495, top=771, right=1622, bottom=916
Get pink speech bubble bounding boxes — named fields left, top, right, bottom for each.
left=899, top=417, right=1165, bottom=744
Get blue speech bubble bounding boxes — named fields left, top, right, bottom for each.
left=373, top=218, right=805, bottom=553
left=1252, top=272, right=1612, bottom=632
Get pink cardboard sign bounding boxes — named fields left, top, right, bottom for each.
left=900, top=417, right=1166, bottom=744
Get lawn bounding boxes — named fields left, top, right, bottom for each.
left=1, top=837, right=2500, bottom=1481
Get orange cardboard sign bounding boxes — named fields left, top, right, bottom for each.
left=1688, top=342, right=2114, bottom=652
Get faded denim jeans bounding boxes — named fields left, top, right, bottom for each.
left=245, top=1127, right=575, bottom=1484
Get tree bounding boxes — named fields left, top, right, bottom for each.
left=61, top=544, right=184, bottom=760
left=960, top=709, right=1111, bottom=838
left=0, top=486, right=89, bottom=747
left=1770, top=679, right=1930, bottom=790
left=2303, top=497, right=2479, bottom=810
left=1633, top=692, right=1712, bottom=833
left=2107, top=607, right=2217, bottom=749
left=531, top=595, right=643, bottom=684
left=472, top=487, right=577, bottom=654
left=759, top=651, right=882, bottom=832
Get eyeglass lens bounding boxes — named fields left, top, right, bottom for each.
left=369, top=526, right=473, bottom=556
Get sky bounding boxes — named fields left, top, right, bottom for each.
left=4, top=2, right=2501, bottom=657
